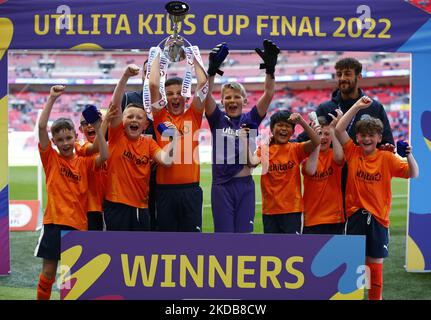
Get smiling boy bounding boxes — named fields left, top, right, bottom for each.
left=105, top=65, right=177, bottom=232
left=247, top=111, right=320, bottom=234
left=335, top=95, right=419, bottom=300
left=35, top=85, right=109, bottom=299
left=204, top=40, right=281, bottom=233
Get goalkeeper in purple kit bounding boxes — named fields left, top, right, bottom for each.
left=204, top=40, right=280, bottom=233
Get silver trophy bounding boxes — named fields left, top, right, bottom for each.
left=159, top=1, right=191, bottom=63
left=144, top=1, right=207, bottom=115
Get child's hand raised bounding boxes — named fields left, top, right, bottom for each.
left=50, top=85, right=65, bottom=98
left=353, top=95, right=372, bottom=109
left=288, top=112, right=304, bottom=124
left=124, top=64, right=140, bottom=78
left=106, top=102, right=120, bottom=121
left=379, top=143, right=396, bottom=153
left=328, top=109, right=343, bottom=128
left=310, top=121, right=322, bottom=136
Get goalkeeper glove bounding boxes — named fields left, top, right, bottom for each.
left=255, top=39, right=280, bottom=79
left=207, top=42, right=229, bottom=76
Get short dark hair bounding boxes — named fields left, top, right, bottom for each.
left=125, top=103, right=146, bottom=112
left=270, top=110, right=294, bottom=131
left=51, top=117, right=75, bottom=136
left=335, top=57, right=362, bottom=75
left=318, top=116, right=329, bottom=126
left=165, top=77, right=183, bottom=87
left=355, top=116, right=383, bottom=135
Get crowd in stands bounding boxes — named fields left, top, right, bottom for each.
left=261, top=86, right=410, bottom=141
left=9, top=86, right=410, bottom=142
left=8, top=50, right=410, bottom=140
left=8, top=50, right=410, bottom=81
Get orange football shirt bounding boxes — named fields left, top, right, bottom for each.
left=153, top=106, right=203, bottom=185
left=75, top=141, right=106, bottom=212
left=258, top=142, right=308, bottom=215
left=105, top=123, right=161, bottom=208
left=39, top=142, right=95, bottom=230
left=302, top=148, right=344, bottom=227
left=343, top=140, right=409, bottom=227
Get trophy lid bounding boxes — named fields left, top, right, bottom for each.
left=165, top=1, right=189, bottom=16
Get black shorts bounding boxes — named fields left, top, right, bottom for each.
left=156, top=183, right=203, bottom=232
left=303, top=223, right=345, bottom=235
left=345, top=209, right=389, bottom=259
left=262, top=212, right=303, bottom=234
left=103, top=200, right=150, bottom=231
left=34, top=224, right=76, bottom=261
left=87, top=211, right=104, bottom=231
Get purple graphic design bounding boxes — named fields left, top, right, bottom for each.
left=421, top=111, right=431, bottom=142
left=0, top=187, right=10, bottom=275
left=61, top=232, right=365, bottom=300
left=408, top=212, right=431, bottom=270
left=0, top=0, right=429, bottom=52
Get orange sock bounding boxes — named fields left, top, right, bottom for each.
left=367, top=262, right=383, bottom=300
left=37, top=273, right=55, bottom=300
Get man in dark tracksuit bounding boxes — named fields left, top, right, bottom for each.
left=298, top=57, right=395, bottom=221
left=307, top=88, right=394, bottom=146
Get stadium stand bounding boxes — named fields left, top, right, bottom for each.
left=8, top=50, right=410, bottom=143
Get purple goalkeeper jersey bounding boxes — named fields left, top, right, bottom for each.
left=206, top=105, right=264, bottom=184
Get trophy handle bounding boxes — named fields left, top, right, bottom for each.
left=182, top=37, right=192, bottom=47
left=157, top=35, right=171, bottom=49
left=157, top=35, right=192, bottom=49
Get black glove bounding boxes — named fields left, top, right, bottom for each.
left=255, top=39, right=280, bottom=79
left=207, top=42, right=229, bottom=76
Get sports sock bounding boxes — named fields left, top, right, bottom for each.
left=367, top=262, right=383, bottom=300
left=37, top=273, right=55, bottom=300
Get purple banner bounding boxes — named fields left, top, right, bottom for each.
left=407, top=52, right=431, bottom=271
left=0, top=49, right=9, bottom=275
left=60, top=231, right=365, bottom=300
left=0, top=0, right=430, bottom=52
left=0, top=187, right=9, bottom=275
